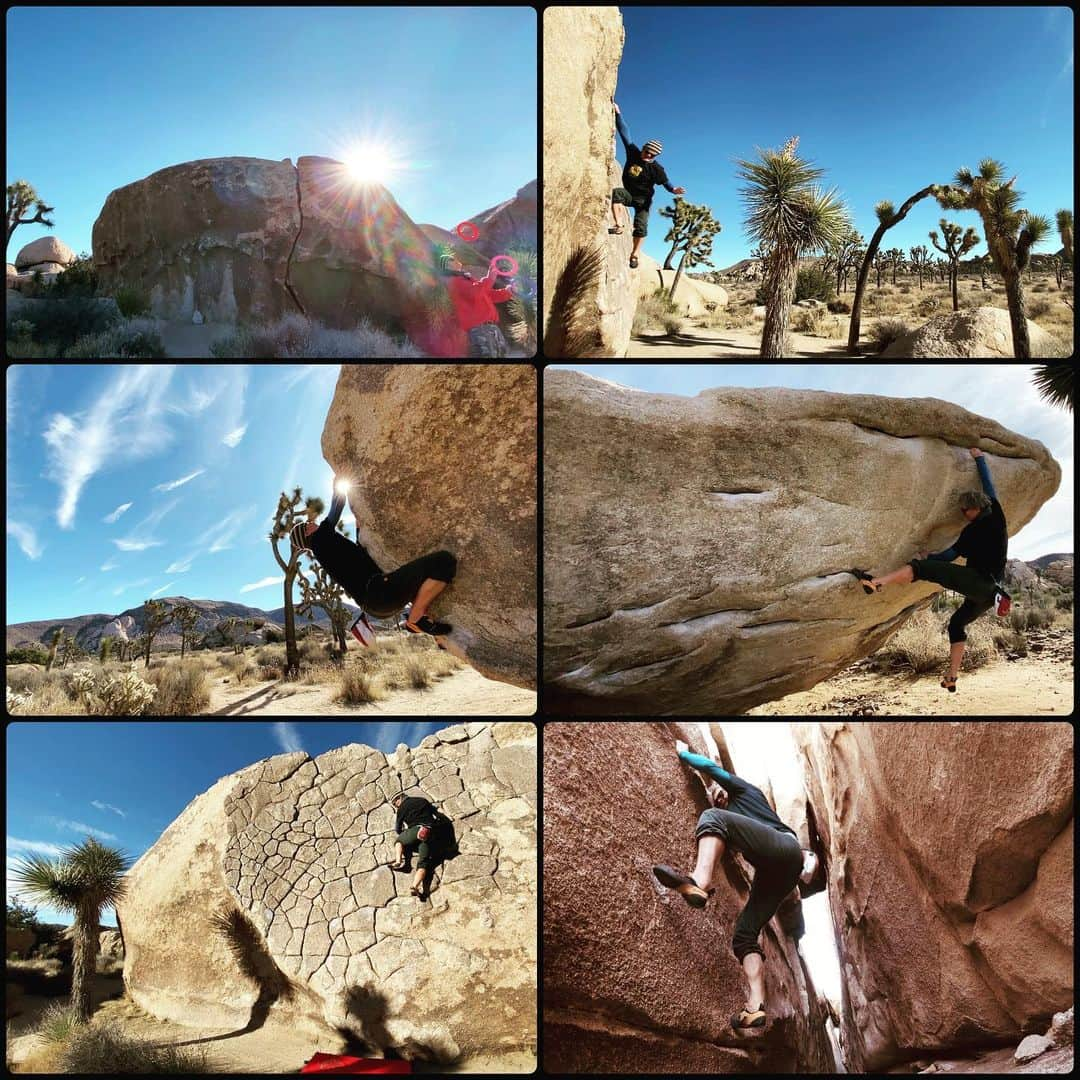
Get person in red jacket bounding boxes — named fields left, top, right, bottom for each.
left=440, top=251, right=514, bottom=357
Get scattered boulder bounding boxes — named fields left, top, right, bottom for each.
left=880, top=306, right=1057, bottom=357
left=543, top=7, right=636, bottom=357
left=322, top=365, right=536, bottom=689
left=14, top=235, right=76, bottom=270
left=99, top=929, right=124, bottom=962
left=1006, top=558, right=1038, bottom=588
left=6, top=263, right=17, bottom=287
left=1015, top=1035, right=1053, bottom=1063
left=454, top=180, right=537, bottom=259
left=542, top=370, right=1061, bottom=714
left=1043, top=559, right=1073, bottom=588
left=117, top=723, right=536, bottom=1064
left=1047, top=1006, right=1074, bottom=1047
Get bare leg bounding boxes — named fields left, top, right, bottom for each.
left=691, top=835, right=726, bottom=891
left=947, top=641, right=964, bottom=680
left=611, top=199, right=621, bottom=229
left=392, top=841, right=404, bottom=868
left=631, top=235, right=645, bottom=260
left=742, top=953, right=766, bottom=1011
left=411, top=867, right=428, bottom=894
left=870, top=564, right=915, bottom=590
left=408, top=578, right=447, bottom=623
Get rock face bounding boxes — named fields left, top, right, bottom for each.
left=1006, top=558, right=1038, bottom=588
left=322, top=365, right=536, bottom=690
left=542, top=370, right=1061, bottom=714
left=458, top=180, right=538, bottom=258
left=99, top=929, right=124, bottom=962
left=794, top=722, right=1074, bottom=1073
left=14, top=235, right=75, bottom=270
left=118, top=722, right=537, bottom=1064
left=1044, top=559, right=1073, bottom=588
left=542, top=7, right=637, bottom=357
left=544, top=721, right=834, bottom=1074
left=1016, top=1034, right=1053, bottom=1063
left=880, top=307, right=1057, bottom=358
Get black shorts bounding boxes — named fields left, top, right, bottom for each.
left=360, top=550, right=457, bottom=617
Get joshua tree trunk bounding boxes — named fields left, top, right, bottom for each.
left=668, top=249, right=689, bottom=305
left=283, top=569, right=300, bottom=676
left=1002, top=271, right=1031, bottom=358
left=760, top=251, right=798, bottom=358
left=71, top=900, right=98, bottom=1022
left=950, top=264, right=959, bottom=311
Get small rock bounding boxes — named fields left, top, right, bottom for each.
left=1014, top=1033, right=1052, bottom=1062
left=1047, top=1006, right=1073, bottom=1047
left=918, top=1065, right=938, bottom=1074
left=192, top=309, right=204, bottom=324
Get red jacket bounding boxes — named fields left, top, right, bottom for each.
left=447, top=269, right=513, bottom=332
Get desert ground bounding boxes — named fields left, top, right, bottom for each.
left=631, top=269, right=1073, bottom=357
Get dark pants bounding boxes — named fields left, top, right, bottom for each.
left=467, top=322, right=508, bottom=358
left=696, top=808, right=802, bottom=962
left=360, top=550, right=457, bottom=618
left=910, top=559, right=997, bottom=643
left=612, top=188, right=651, bottom=237
left=396, top=824, right=445, bottom=871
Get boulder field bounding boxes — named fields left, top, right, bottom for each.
left=881, top=306, right=1058, bottom=358
left=321, top=364, right=537, bottom=689
left=117, top=722, right=536, bottom=1065
left=543, top=369, right=1061, bottom=714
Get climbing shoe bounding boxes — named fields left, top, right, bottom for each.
left=940, top=675, right=958, bottom=694
left=608, top=226, right=624, bottom=235
left=406, top=615, right=452, bottom=636
left=629, top=256, right=639, bottom=269
left=732, top=1003, right=767, bottom=1030
left=850, top=568, right=881, bottom=595
left=350, top=612, right=375, bottom=648
left=652, top=865, right=712, bottom=909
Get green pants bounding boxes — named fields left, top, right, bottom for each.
left=612, top=188, right=651, bottom=237
left=397, top=824, right=443, bottom=870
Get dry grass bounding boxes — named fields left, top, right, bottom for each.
left=144, top=659, right=210, bottom=715
left=867, top=317, right=911, bottom=353
left=868, top=608, right=1003, bottom=675
left=337, top=667, right=387, bottom=704
left=219, top=653, right=256, bottom=685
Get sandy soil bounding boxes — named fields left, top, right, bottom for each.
left=628, top=321, right=869, bottom=357
left=883, top=1044, right=1074, bottom=1074
left=748, top=651, right=1073, bottom=717
left=206, top=664, right=536, bottom=716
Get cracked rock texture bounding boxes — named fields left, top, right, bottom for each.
left=542, top=8, right=637, bottom=358
left=543, top=370, right=1061, bottom=714
left=322, top=364, right=537, bottom=690
left=118, top=722, right=537, bottom=1064
left=543, top=721, right=835, bottom=1074
left=794, top=722, right=1074, bottom=1073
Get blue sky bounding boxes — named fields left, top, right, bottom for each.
left=6, top=720, right=449, bottom=927
left=6, top=6, right=536, bottom=262
left=614, top=6, right=1074, bottom=269
left=550, top=365, right=1073, bottom=562
left=6, top=365, right=351, bottom=624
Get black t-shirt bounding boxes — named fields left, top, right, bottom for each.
left=395, top=796, right=437, bottom=833
left=622, top=146, right=671, bottom=206
left=953, top=500, right=1008, bottom=580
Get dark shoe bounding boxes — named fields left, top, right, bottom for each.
left=652, top=864, right=711, bottom=909
left=629, top=256, right=639, bottom=269
left=732, top=1003, right=767, bottom=1030
left=941, top=675, right=958, bottom=694
left=850, top=568, right=880, bottom=595
left=406, top=615, right=452, bottom=636
left=608, top=226, right=624, bottom=234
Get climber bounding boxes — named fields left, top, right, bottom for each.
left=652, top=741, right=823, bottom=1033
left=438, top=249, right=514, bottom=358
left=290, top=475, right=457, bottom=641
left=608, top=101, right=685, bottom=269
left=388, top=792, right=457, bottom=901
left=852, top=447, right=1009, bottom=694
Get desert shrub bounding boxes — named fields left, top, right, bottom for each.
left=298, top=637, right=325, bottom=664
left=337, top=667, right=386, bottom=704
left=48, top=253, right=98, bottom=298
left=1026, top=298, right=1052, bottom=320
left=259, top=664, right=283, bottom=681
left=992, top=627, right=1028, bottom=655
left=633, top=289, right=682, bottom=336
left=8, top=297, right=120, bottom=353
left=209, top=313, right=423, bottom=359
left=959, top=621, right=995, bottom=670
left=878, top=612, right=941, bottom=673
left=113, top=287, right=150, bottom=318
left=56, top=1020, right=212, bottom=1073
left=916, top=295, right=940, bottom=318
left=144, top=660, right=210, bottom=715
left=794, top=265, right=833, bottom=303
left=899, top=283, right=912, bottom=294
left=6, top=645, right=49, bottom=665
left=94, top=670, right=157, bottom=715
left=254, top=644, right=286, bottom=666
left=1032, top=281, right=1050, bottom=292
left=403, top=654, right=433, bottom=690
left=827, top=297, right=851, bottom=314
left=791, top=306, right=827, bottom=335
left=64, top=316, right=166, bottom=358
left=219, top=653, right=255, bottom=684
left=868, top=318, right=910, bottom=354
left=37, top=1001, right=81, bottom=1044
left=263, top=625, right=285, bottom=643
left=300, top=663, right=334, bottom=685
left=1055, top=592, right=1072, bottom=611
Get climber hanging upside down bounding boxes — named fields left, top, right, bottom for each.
left=652, top=742, right=823, bottom=1032
left=851, top=447, right=1010, bottom=694
left=609, top=101, right=685, bottom=269
left=290, top=476, right=457, bottom=645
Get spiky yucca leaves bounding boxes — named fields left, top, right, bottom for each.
left=1055, top=209, right=1073, bottom=266
left=824, top=225, right=863, bottom=295
left=1031, top=363, right=1074, bottom=413
left=909, top=244, right=931, bottom=290
left=667, top=201, right=721, bottom=303
left=734, top=139, right=848, bottom=357
left=504, top=247, right=538, bottom=355
left=543, top=245, right=605, bottom=358
left=11, top=838, right=132, bottom=1022
left=933, top=159, right=1052, bottom=357
left=929, top=220, right=980, bottom=311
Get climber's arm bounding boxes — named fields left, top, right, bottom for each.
left=615, top=110, right=632, bottom=152
left=975, top=455, right=997, bottom=501
left=677, top=748, right=747, bottom=795
left=321, top=488, right=347, bottom=532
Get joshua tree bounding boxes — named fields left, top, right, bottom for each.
left=933, top=160, right=1052, bottom=358
left=666, top=201, right=721, bottom=303
left=1055, top=209, right=1073, bottom=266
left=11, top=838, right=132, bottom=1022
left=57, top=635, right=83, bottom=669
left=929, top=219, right=980, bottom=311
left=6, top=180, right=56, bottom=245
left=170, top=602, right=201, bottom=659
left=99, top=636, right=113, bottom=664
left=909, top=244, right=931, bottom=290
left=659, top=198, right=705, bottom=270
left=140, top=598, right=172, bottom=668
left=871, top=250, right=887, bottom=288
left=1031, top=363, right=1073, bottom=412
left=884, top=247, right=906, bottom=285
left=297, top=561, right=352, bottom=661
left=44, top=627, right=65, bottom=672
left=824, top=226, right=863, bottom=295
left=735, top=135, right=848, bottom=357
left=270, top=487, right=326, bottom=677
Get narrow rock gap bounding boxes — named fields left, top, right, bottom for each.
left=284, top=161, right=307, bottom=315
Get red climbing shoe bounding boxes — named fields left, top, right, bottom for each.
left=349, top=612, right=375, bottom=648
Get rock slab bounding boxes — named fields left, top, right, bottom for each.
left=118, top=722, right=536, bottom=1064
left=543, top=369, right=1061, bottom=714
left=14, top=235, right=75, bottom=270
left=880, top=307, right=1057, bottom=358
left=322, top=364, right=537, bottom=689
left=1016, top=1034, right=1053, bottom=1063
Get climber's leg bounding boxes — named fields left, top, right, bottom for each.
left=743, top=951, right=766, bottom=1013
left=943, top=596, right=992, bottom=690
left=610, top=188, right=633, bottom=234
left=364, top=550, right=457, bottom=635
left=691, top=834, right=726, bottom=890
left=868, top=563, right=915, bottom=590
left=408, top=578, right=448, bottom=625
left=629, top=202, right=650, bottom=268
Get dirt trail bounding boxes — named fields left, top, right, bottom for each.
left=205, top=665, right=536, bottom=716
left=748, top=651, right=1073, bottom=716
left=627, top=322, right=874, bottom=357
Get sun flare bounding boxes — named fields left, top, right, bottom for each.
left=343, top=143, right=397, bottom=185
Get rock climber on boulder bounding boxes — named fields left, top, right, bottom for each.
left=609, top=101, right=685, bottom=269
left=439, top=250, right=514, bottom=358
left=652, top=741, right=823, bottom=1032
left=852, top=447, right=1010, bottom=694
left=389, top=791, right=458, bottom=901
left=290, top=476, right=457, bottom=644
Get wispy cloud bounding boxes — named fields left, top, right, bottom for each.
left=165, top=555, right=194, bottom=574
left=113, top=538, right=164, bottom=552
left=149, top=581, right=176, bottom=597
left=223, top=425, right=247, bottom=447
left=167, top=505, right=257, bottom=572
left=113, top=578, right=153, bottom=597
left=7, top=520, right=43, bottom=559
left=46, top=818, right=118, bottom=842
left=100, top=558, right=119, bottom=572
left=152, top=469, right=204, bottom=493
left=103, top=502, right=133, bottom=524
left=90, top=801, right=127, bottom=818
left=43, top=365, right=176, bottom=529
left=272, top=722, right=305, bottom=753
left=240, top=575, right=284, bottom=593
left=6, top=837, right=65, bottom=857
left=114, top=499, right=178, bottom=552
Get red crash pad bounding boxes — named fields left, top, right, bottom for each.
left=300, top=1053, right=412, bottom=1074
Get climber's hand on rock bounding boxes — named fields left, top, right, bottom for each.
left=969, top=447, right=984, bottom=458
left=613, top=101, right=620, bottom=114
left=673, top=187, right=686, bottom=195
left=675, top=738, right=689, bottom=756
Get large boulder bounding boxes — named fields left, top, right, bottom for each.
left=1005, top=558, right=1038, bottom=588
left=1043, top=559, right=1073, bottom=588
left=457, top=180, right=537, bottom=259
left=322, top=365, right=536, bottom=689
left=651, top=269, right=728, bottom=317
left=542, top=370, right=1061, bottom=714
left=880, top=307, right=1057, bottom=358
left=542, top=7, right=637, bottom=358
left=14, top=235, right=75, bottom=270
left=118, top=722, right=536, bottom=1065
left=793, top=722, right=1074, bottom=1073
left=544, top=721, right=834, bottom=1074
left=99, top=929, right=124, bottom=962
